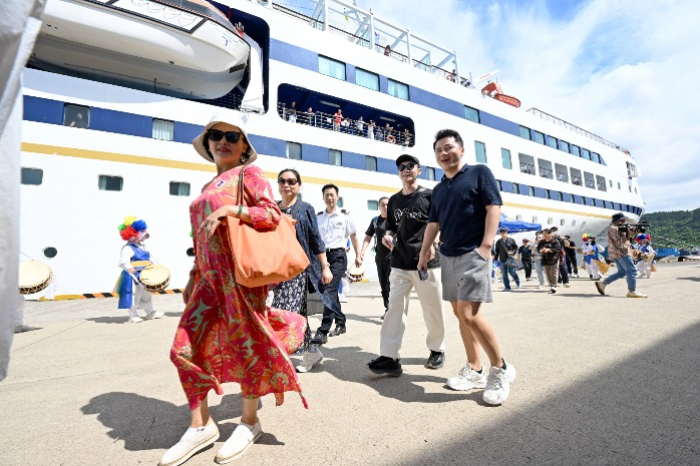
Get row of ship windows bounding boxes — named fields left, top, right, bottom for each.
left=21, top=165, right=641, bottom=215
left=60, top=104, right=177, bottom=140
left=518, top=123, right=610, bottom=167
left=319, top=56, right=410, bottom=100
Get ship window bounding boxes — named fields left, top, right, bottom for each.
left=635, top=187, right=637, bottom=194
left=388, top=79, right=409, bottom=100
left=169, top=182, right=190, bottom=196
left=152, top=119, right=174, bottom=141
left=559, top=140, right=570, bottom=153
left=570, top=168, right=582, bottom=186
left=532, top=130, right=545, bottom=145
left=546, top=136, right=558, bottom=149
left=286, top=142, right=302, bottom=160
left=426, top=167, right=436, bottom=181
left=518, top=153, right=535, bottom=175
left=581, top=148, right=591, bottom=160
left=329, top=149, right=342, bottom=166
left=43, top=247, right=58, bottom=259
left=464, top=106, right=480, bottom=123
left=516, top=214, right=523, bottom=220
left=547, top=218, right=553, bottom=225
left=513, top=183, right=520, bottom=194
left=560, top=219, right=565, bottom=226
left=365, top=155, right=377, bottom=171
left=584, top=172, right=595, bottom=189
left=571, top=145, right=581, bottom=157
left=618, top=182, right=621, bottom=190
left=572, top=220, right=577, bottom=227
left=501, top=148, right=512, bottom=169
left=528, top=186, right=535, bottom=196
left=596, top=175, right=607, bottom=191
left=497, top=180, right=503, bottom=191
left=356, top=68, right=379, bottom=91
left=98, top=175, right=123, bottom=191
left=21, top=167, right=43, bottom=185
left=318, top=56, right=346, bottom=80
left=337, top=197, right=344, bottom=208
left=63, top=104, right=90, bottom=129
left=556, top=191, right=563, bottom=201
left=367, top=200, right=379, bottom=211
left=519, top=126, right=531, bottom=140
left=532, top=216, right=538, bottom=223
left=538, top=159, right=553, bottom=179
left=591, top=152, right=601, bottom=163
left=555, top=163, right=568, bottom=182
left=475, top=141, right=487, bottom=164
left=580, top=196, right=586, bottom=205
left=546, top=189, right=552, bottom=199
left=609, top=180, right=613, bottom=188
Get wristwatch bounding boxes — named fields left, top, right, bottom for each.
left=322, top=262, right=330, bottom=269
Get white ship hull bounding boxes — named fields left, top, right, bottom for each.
left=19, top=0, right=644, bottom=298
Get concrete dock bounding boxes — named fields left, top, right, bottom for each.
left=1, top=262, right=699, bottom=466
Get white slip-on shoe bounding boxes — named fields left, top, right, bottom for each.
left=215, top=420, right=262, bottom=464
left=296, top=349, right=323, bottom=373
left=626, top=291, right=648, bottom=298
left=145, top=310, right=165, bottom=320
left=483, top=363, right=517, bottom=405
left=446, top=363, right=487, bottom=391
left=128, top=315, right=144, bottom=323
left=159, top=420, right=219, bottom=466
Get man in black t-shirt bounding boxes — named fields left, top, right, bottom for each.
left=518, top=239, right=533, bottom=281
left=563, top=235, right=579, bottom=278
left=367, top=154, right=446, bottom=376
left=360, top=197, right=391, bottom=316
left=495, top=228, right=520, bottom=290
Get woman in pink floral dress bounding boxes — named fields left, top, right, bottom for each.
left=160, top=113, right=307, bottom=466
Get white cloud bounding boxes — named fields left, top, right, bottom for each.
left=366, top=0, right=700, bottom=212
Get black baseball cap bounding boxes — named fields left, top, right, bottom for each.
left=612, top=212, right=626, bottom=222
left=396, top=154, right=420, bottom=167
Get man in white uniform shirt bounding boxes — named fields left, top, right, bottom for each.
left=311, top=183, right=361, bottom=344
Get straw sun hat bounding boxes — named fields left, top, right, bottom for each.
left=192, top=112, right=258, bottom=164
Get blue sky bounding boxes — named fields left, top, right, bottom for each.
left=356, top=0, right=700, bottom=213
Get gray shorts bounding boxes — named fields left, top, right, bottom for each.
left=441, top=249, right=493, bottom=303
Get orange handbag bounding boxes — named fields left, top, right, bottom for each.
left=226, top=166, right=310, bottom=288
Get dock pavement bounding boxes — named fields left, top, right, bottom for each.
left=1, top=262, right=699, bottom=466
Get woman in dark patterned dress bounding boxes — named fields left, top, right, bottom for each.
left=272, top=169, right=333, bottom=372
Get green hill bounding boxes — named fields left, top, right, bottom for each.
left=641, top=208, right=700, bottom=249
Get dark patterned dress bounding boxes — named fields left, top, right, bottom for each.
left=272, top=204, right=311, bottom=352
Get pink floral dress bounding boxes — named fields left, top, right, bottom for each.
left=170, top=164, right=308, bottom=410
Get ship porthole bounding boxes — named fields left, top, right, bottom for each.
left=43, top=247, right=58, bottom=259
left=186, top=248, right=195, bottom=257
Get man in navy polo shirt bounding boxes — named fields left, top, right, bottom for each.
left=418, top=129, right=517, bottom=405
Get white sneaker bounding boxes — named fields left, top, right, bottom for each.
left=128, top=316, right=144, bottom=323
left=516, top=283, right=522, bottom=289
left=145, top=310, right=165, bottom=320
left=563, top=283, right=570, bottom=288
left=483, top=363, right=517, bottom=405
left=296, top=349, right=323, bottom=373
left=215, top=420, right=262, bottom=464
left=626, top=291, right=648, bottom=298
left=446, top=363, right=487, bottom=391
left=549, top=287, right=557, bottom=294
left=159, top=420, right=220, bottom=466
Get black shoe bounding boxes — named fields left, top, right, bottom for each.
left=310, top=330, right=328, bottom=345
left=367, top=356, right=402, bottom=376
left=328, top=325, right=346, bottom=337
left=426, top=351, right=445, bottom=369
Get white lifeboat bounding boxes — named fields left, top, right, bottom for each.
left=31, top=0, right=250, bottom=99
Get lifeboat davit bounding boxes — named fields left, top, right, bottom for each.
left=481, top=82, right=521, bottom=108
left=31, top=0, right=250, bottom=99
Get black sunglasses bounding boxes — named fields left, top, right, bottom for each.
left=398, top=163, right=416, bottom=171
left=278, top=178, right=299, bottom=186
left=208, top=129, right=242, bottom=144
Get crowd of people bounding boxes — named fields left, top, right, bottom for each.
left=102, top=110, right=653, bottom=466
left=279, top=102, right=414, bottom=146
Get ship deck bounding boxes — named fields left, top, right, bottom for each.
left=2, top=262, right=699, bottom=466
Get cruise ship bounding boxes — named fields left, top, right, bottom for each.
left=19, top=0, right=644, bottom=298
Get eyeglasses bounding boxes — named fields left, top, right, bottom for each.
left=278, top=178, right=299, bottom=186
left=208, top=129, right=242, bottom=144
left=398, top=163, right=416, bottom=171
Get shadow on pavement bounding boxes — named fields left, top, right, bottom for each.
left=318, top=345, right=481, bottom=405
left=677, top=276, right=700, bottom=282
left=81, top=393, right=282, bottom=451
left=395, top=321, right=700, bottom=466
left=86, top=312, right=181, bottom=325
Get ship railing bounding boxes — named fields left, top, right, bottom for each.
left=271, top=2, right=324, bottom=30
left=539, top=167, right=553, bottom=179
left=526, top=107, right=630, bottom=155
left=375, top=44, right=408, bottom=63
left=519, top=162, right=535, bottom=175
left=330, top=25, right=370, bottom=48
left=555, top=171, right=568, bottom=182
left=277, top=103, right=414, bottom=147
left=571, top=176, right=582, bottom=186
left=585, top=179, right=595, bottom=189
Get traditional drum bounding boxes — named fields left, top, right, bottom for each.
left=139, top=264, right=171, bottom=292
left=19, top=261, right=53, bottom=295
left=346, top=263, right=365, bottom=282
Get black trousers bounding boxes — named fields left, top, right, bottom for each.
left=565, top=251, right=578, bottom=274
left=522, top=260, right=532, bottom=279
left=318, top=249, right=347, bottom=334
left=376, top=255, right=391, bottom=310
left=558, top=260, right=570, bottom=284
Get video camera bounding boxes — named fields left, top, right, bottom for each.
left=618, top=221, right=650, bottom=236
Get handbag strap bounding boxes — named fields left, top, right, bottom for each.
left=237, top=165, right=247, bottom=206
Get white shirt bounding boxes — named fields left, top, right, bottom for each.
left=317, top=208, right=357, bottom=249
left=119, top=243, right=152, bottom=270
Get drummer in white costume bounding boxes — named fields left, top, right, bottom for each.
left=634, top=234, right=655, bottom=279
left=115, top=217, right=164, bottom=323
left=582, top=234, right=605, bottom=280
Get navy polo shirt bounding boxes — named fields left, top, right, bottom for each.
left=428, top=163, right=502, bottom=257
